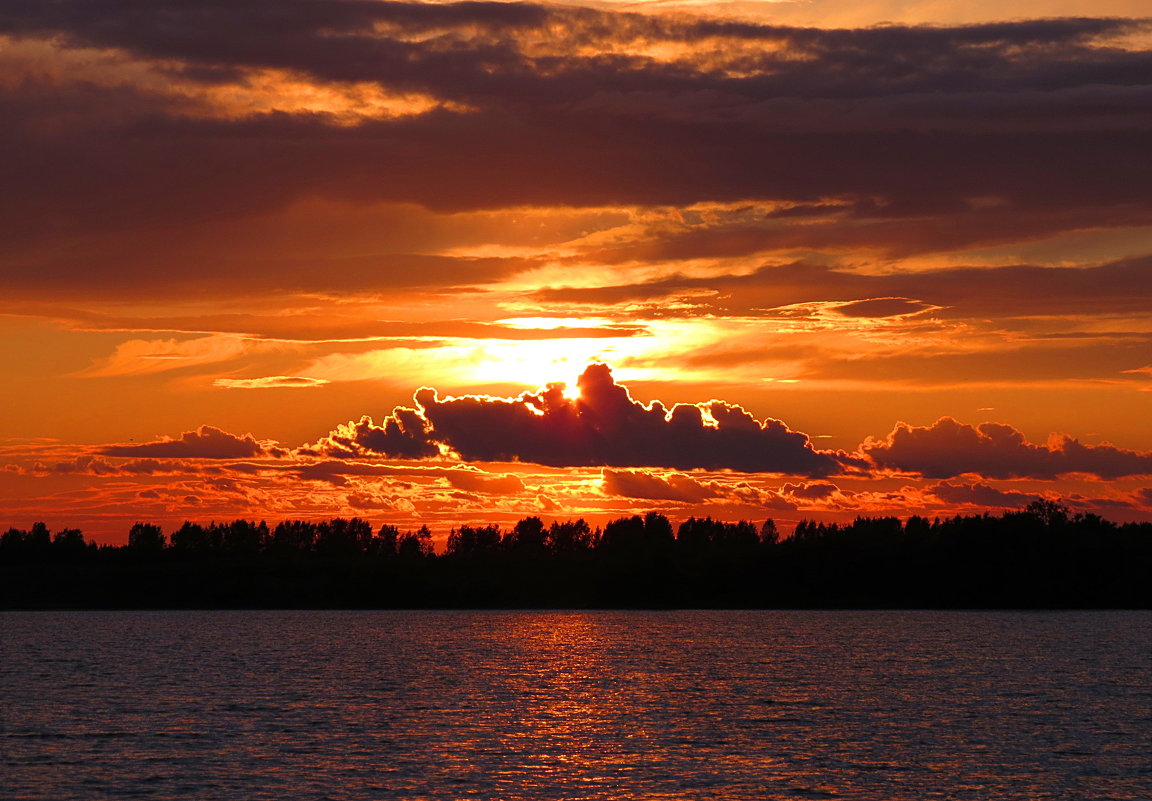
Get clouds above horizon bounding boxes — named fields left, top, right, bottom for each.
left=1, top=1, right=1148, bottom=401
left=6, top=358, right=1152, bottom=540
left=82, top=365, right=1152, bottom=482
left=316, top=363, right=857, bottom=475
left=98, top=425, right=281, bottom=460
left=864, top=417, right=1152, bottom=480
left=534, top=256, right=1152, bottom=319
left=1, top=2, right=1149, bottom=273
left=1, top=1, right=1149, bottom=535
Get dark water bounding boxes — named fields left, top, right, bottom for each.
left=2, top=611, right=1150, bottom=800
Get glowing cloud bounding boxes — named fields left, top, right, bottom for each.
left=863, top=417, right=1152, bottom=479
left=99, top=426, right=280, bottom=460
left=413, top=364, right=859, bottom=475
left=214, top=376, right=330, bottom=389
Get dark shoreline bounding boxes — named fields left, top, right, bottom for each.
left=4, top=506, right=1150, bottom=610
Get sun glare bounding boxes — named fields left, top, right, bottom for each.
left=466, top=339, right=612, bottom=389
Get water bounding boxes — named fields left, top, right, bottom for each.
left=2, top=611, right=1149, bottom=800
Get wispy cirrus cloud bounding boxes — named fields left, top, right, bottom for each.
left=533, top=257, right=1152, bottom=320
left=214, top=376, right=330, bottom=389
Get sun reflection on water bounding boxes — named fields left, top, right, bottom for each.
left=5, top=610, right=1149, bottom=801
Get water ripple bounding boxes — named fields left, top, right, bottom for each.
left=2, top=610, right=1149, bottom=800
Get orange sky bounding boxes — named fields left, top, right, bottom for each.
left=1, top=0, right=1150, bottom=544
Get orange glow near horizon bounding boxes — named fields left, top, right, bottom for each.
left=1, top=0, right=1150, bottom=541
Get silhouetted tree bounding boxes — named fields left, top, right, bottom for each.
left=546, top=519, right=593, bottom=554
left=1, top=527, right=25, bottom=555
left=0, top=524, right=54, bottom=561
left=271, top=520, right=317, bottom=553
left=128, top=522, right=165, bottom=552
left=316, top=518, right=372, bottom=557
left=170, top=521, right=212, bottom=553
left=398, top=525, right=433, bottom=558
left=792, top=520, right=813, bottom=542
left=759, top=519, right=779, bottom=546
left=1026, top=499, right=1071, bottom=528
left=716, top=520, right=758, bottom=554
left=645, top=511, right=674, bottom=548
left=446, top=524, right=502, bottom=557
left=601, top=512, right=674, bottom=562
left=222, top=519, right=268, bottom=555
left=505, top=516, right=547, bottom=555
left=51, top=528, right=88, bottom=558
left=599, top=515, right=646, bottom=554
left=29, top=522, right=51, bottom=549
left=374, top=524, right=400, bottom=557
left=904, top=515, right=932, bottom=541
left=2, top=510, right=1149, bottom=609
left=677, top=516, right=716, bottom=553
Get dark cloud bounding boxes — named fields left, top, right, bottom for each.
left=781, top=482, right=841, bottom=500
left=283, top=459, right=517, bottom=491
left=601, top=469, right=723, bottom=503
left=863, top=417, right=1152, bottom=479
left=29, top=307, right=646, bottom=343
left=3, top=3, right=1145, bottom=108
left=835, top=298, right=937, bottom=318
left=8, top=115, right=1147, bottom=244
left=0, top=247, right=542, bottom=300
left=601, top=468, right=796, bottom=508
left=293, top=364, right=864, bottom=475
left=808, top=339, right=1152, bottom=385
left=0, top=2, right=1149, bottom=263
left=443, top=471, right=526, bottom=495
left=928, top=480, right=1133, bottom=513
left=414, top=363, right=858, bottom=475
left=99, top=425, right=276, bottom=459
left=1061, top=493, right=1133, bottom=511
left=301, top=410, right=439, bottom=460
left=536, top=256, right=1152, bottom=320
left=49, top=457, right=200, bottom=476
left=346, top=491, right=416, bottom=512
left=927, top=480, right=1041, bottom=508
left=566, top=204, right=1152, bottom=263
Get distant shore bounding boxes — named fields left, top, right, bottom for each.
left=3, top=505, right=1149, bottom=610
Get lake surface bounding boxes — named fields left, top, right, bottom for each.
left=3, top=611, right=1150, bottom=800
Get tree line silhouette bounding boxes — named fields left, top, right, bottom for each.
left=2, top=502, right=1148, bottom=608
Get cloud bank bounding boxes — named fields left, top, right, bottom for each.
left=413, top=364, right=856, bottom=475
left=2, top=2, right=1149, bottom=289
left=295, top=363, right=856, bottom=475
left=92, top=367, right=1152, bottom=483
left=99, top=425, right=279, bottom=459
left=864, top=417, right=1152, bottom=479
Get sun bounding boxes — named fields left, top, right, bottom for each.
left=465, top=338, right=618, bottom=390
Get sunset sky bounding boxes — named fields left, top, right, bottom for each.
left=1, top=0, right=1150, bottom=544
